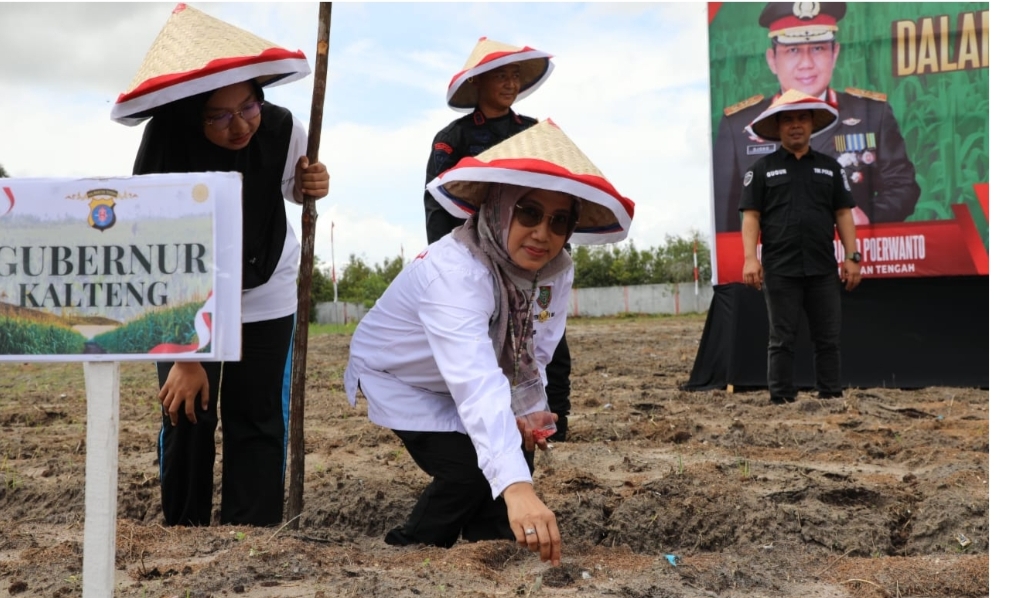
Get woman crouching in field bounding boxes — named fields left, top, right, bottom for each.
left=344, top=120, right=634, bottom=566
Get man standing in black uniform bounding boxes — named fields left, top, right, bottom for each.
left=423, top=37, right=573, bottom=440
left=739, top=90, right=862, bottom=404
left=714, top=1, right=920, bottom=233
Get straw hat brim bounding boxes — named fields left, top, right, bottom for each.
left=747, top=101, right=838, bottom=142
left=426, top=120, right=634, bottom=245
left=111, top=4, right=310, bottom=125
left=447, top=52, right=553, bottom=112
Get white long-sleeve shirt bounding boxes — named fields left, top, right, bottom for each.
left=240, top=116, right=308, bottom=323
left=344, top=234, right=572, bottom=498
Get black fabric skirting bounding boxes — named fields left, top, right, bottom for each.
left=685, top=276, right=989, bottom=391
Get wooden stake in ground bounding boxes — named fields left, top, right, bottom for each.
left=287, top=1, right=332, bottom=530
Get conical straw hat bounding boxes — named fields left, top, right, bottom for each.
left=746, top=89, right=839, bottom=141
left=446, top=37, right=553, bottom=112
left=427, top=119, right=635, bottom=245
left=111, top=3, right=310, bottom=125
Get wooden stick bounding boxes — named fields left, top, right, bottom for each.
left=286, top=1, right=332, bottom=530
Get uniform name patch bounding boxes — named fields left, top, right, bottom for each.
left=814, top=168, right=834, bottom=177
left=747, top=143, right=776, bottom=156
left=766, top=169, right=787, bottom=178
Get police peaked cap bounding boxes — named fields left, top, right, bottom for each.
left=759, top=2, right=847, bottom=45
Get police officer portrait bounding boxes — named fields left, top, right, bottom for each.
left=710, top=2, right=922, bottom=234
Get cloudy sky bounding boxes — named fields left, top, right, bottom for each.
left=0, top=2, right=712, bottom=273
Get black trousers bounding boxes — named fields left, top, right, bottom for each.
left=545, top=331, right=572, bottom=439
left=762, top=272, right=843, bottom=399
left=384, top=430, right=535, bottom=548
left=157, top=314, right=294, bottom=526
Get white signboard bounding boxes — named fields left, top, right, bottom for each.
left=0, top=172, right=242, bottom=361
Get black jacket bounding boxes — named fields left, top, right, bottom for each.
left=423, top=108, right=537, bottom=244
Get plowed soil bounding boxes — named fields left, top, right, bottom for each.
left=0, top=315, right=989, bottom=597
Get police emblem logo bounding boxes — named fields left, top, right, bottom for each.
left=743, top=171, right=754, bottom=187
left=538, top=310, right=551, bottom=323
left=794, top=2, right=821, bottom=19
left=536, top=286, right=552, bottom=309
left=86, top=188, right=119, bottom=231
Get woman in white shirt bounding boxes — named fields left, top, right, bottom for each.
left=345, top=120, right=634, bottom=567
left=114, top=5, right=328, bottom=527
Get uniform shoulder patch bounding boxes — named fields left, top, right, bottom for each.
left=724, top=94, right=764, bottom=116
left=844, top=87, right=887, bottom=102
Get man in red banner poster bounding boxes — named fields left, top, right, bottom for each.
left=713, top=1, right=921, bottom=234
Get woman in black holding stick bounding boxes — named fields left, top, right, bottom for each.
left=112, top=4, right=329, bottom=527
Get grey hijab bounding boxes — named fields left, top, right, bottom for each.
left=452, top=184, right=574, bottom=385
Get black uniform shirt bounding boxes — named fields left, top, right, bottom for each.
left=739, top=145, right=855, bottom=277
left=423, top=108, right=537, bottom=244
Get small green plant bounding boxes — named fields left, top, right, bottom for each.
left=737, top=457, right=751, bottom=480
left=233, top=531, right=246, bottom=541
left=1, top=456, right=22, bottom=491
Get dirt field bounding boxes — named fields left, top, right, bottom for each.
left=0, top=314, right=989, bottom=597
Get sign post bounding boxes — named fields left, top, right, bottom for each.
left=0, top=173, right=243, bottom=596
left=82, top=361, right=120, bottom=597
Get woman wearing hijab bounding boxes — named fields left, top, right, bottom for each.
left=112, top=5, right=329, bottom=527
left=345, top=120, right=634, bottom=566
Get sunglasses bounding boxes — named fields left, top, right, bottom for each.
left=204, top=101, right=263, bottom=130
left=512, top=202, right=575, bottom=237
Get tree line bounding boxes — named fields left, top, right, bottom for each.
left=2, top=161, right=711, bottom=318
left=314, top=232, right=712, bottom=311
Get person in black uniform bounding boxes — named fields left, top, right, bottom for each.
left=714, top=1, right=920, bottom=233
left=739, top=90, right=862, bottom=404
left=423, top=38, right=574, bottom=441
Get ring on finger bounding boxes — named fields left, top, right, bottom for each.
left=524, top=528, right=536, bottom=536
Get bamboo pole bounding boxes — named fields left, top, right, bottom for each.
left=287, top=1, right=332, bottom=530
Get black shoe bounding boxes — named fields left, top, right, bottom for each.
left=552, top=414, right=568, bottom=442
left=770, top=396, right=796, bottom=405
left=384, top=528, right=416, bottom=546
left=817, top=392, right=843, bottom=399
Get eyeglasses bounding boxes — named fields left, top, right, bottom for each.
left=512, top=202, right=575, bottom=236
left=204, top=101, right=263, bottom=130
